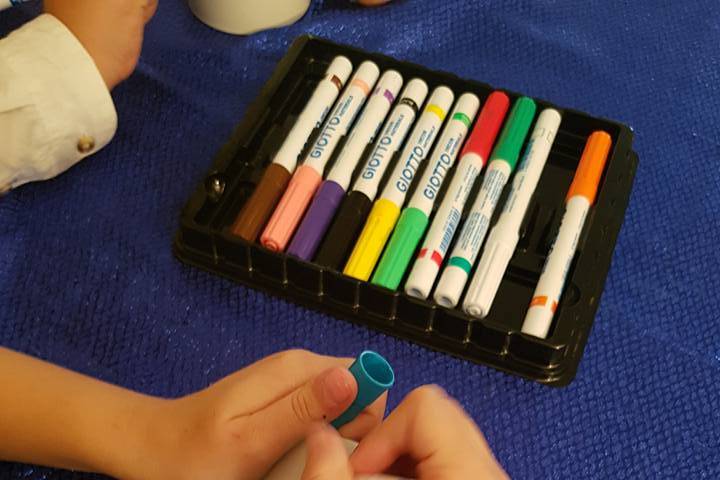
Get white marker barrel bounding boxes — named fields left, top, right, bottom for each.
left=401, top=94, right=480, bottom=299
left=434, top=160, right=512, bottom=309
left=273, top=56, right=353, bottom=171
left=304, top=61, right=380, bottom=174
left=327, top=70, right=403, bottom=190
left=522, top=195, right=589, bottom=337
left=404, top=150, right=485, bottom=300
left=379, top=86, right=455, bottom=207
left=463, top=109, right=561, bottom=318
left=406, top=93, right=480, bottom=215
left=353, top=79, right=429, bottom=201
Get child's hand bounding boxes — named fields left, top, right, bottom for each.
left=44, top=0, right=157, bottom=89
left=44, top=0, right=391, bottom=89
left=301, top=385, right=508, bottom=479
left=126, top=350, right=387, bottom=480
left=301, top=424, right=356, bottom=480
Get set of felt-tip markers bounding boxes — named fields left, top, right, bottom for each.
left=175, top=36, right=638, bottom=385
left=228, top=53, right=610, bottom=341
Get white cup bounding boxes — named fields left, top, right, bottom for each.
left=188, top=0, right=312, bottom=35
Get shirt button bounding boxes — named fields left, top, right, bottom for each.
left=77, top=135, right=95, bottom=154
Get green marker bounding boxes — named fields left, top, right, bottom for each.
left=433, top=96, right=537, bottom=309
left=371, top=93, right=481, bottom=290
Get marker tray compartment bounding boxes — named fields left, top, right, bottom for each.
left=174, top=35, right=637, bottom=387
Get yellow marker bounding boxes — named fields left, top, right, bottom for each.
left=343, top=199, right=401, bottom=280
left=343, top=86, right=455, bottom=280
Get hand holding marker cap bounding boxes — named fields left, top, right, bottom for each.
left=404, top=91, right=510, bottom=299
left=371, top=93, right=481, bottom=291
left=344, top=86, right=455, bottom=281
left=332, top=350, right=395, bottom=428
left=314, top=78, right=429, bottom=270
left=261, top=61, right=380, bottom=252
left=264, top=351, right=395, bottom=480
left=433, top=97, right=536, bottom=309
left=463, top=108, right=562, bottom=318
left=522, top=131, right=612, bottom=338
left=230, top=56, right=353, bottom=242
left=287, top=70, right=404, bottom=260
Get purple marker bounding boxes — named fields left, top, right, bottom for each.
left=287, top=70, right=403, bottom=260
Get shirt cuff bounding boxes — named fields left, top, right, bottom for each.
left=0, top=13, right=117, bottom=190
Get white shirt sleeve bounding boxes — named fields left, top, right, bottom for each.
left=0, top=13, right=118, bottom=193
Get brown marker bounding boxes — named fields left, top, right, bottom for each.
left=229, top=56, right=353, bottom=242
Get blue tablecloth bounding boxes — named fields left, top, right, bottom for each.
left=1, top=1, right=718, bottom=478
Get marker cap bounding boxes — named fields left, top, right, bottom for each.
left=425, top=85, right=455, bottom=119
left=343, top=198, right=401, bottom=281
left=490, top=96, right=537, bottom=170
left=460, top=91, right=511, bottom=165
left=462, top=234, right=516, bottom=318
left=376, top=69, right=404, bottom=101
left=400, top=78, right=429, bottom=111
left=450, top=92, right=481, bottom=127
left=287, top=180, right=346, bottom=261
left=331, top=351, right=394, bottom=429
left=372, top=207, right=429, bottom=291
left=327, top=56, right=354, bottom=89
left=566, top=131, right=612, bottom=205
left=260, top=164, right=322, bottom=252
left=230, top=163, right=291, bottom=242
left=349, top=61, right=381, bottom=96
left=433, top=265, right=468, bottom=309
left=315, top=191, right=373, bottom=270
left=404, top=256, right=440, bottom=300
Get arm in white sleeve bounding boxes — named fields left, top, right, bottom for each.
left=0, top=13, right=118, bottom=193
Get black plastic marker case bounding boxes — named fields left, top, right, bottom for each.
left=174, top=35, right=638, bottom=387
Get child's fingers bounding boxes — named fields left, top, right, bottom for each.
left=350, top=385, right=450, bottom=474
left=212, top=350, right=353, bottom=412
left=243, top=367, right=357, bottom=462
left=337, top=393, right=387, bottom=441
left=301, top=424, right=353, bottom=480
left=350, top=385, right=502, bottom=477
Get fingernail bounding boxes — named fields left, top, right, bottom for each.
left=317, top=368, right=354, bottom=406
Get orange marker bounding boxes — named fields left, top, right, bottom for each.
left=522, top=131, right=612, bottom=338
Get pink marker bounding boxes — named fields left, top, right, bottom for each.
left=287, top=70, right=403, bottom=260
left=260, top=61, right=380, bottom=252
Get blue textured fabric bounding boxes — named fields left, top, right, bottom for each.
left=1, top=1, right=719, bottom=478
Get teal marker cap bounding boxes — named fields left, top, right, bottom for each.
left=489, top=96, right=537, bottom=170
left=332, top=351, right=394, bottom=429
left=371, top=207, right=429, bottom=291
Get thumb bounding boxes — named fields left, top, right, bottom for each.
left=301, top=424, right=354, bottom=480
left=249, top=367, right=357, bottom=460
